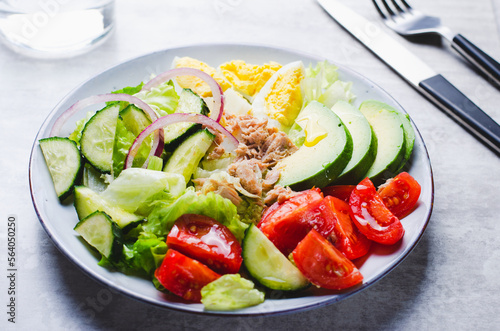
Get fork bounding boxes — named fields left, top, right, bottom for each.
left=373, top=0, right=500, bottom=87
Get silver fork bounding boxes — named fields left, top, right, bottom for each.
left=373, top=0, right=500, bottom=87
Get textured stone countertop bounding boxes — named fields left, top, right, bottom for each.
left=1, top=0, right=500, bottom=330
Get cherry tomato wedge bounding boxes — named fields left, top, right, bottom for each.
left=321, top=196, right=371, bottom=260
left=155, top=249, right=221, bottom=302
left=292, top=229, right=363, bottom=290
left=322, top=185, right=356, bottom=203
left=166, top=214, right=242, bottom=274
left=378, top=172, right=421, bottom=218
left=258, top=188, right=333, bottom=255
left=349, top=178, right=405, bottom=245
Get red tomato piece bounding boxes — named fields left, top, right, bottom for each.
left=378, top=172, right=421, bottom=218
left=258, top=188, right=333, bottom=255
left=349, top=178, right=405, bottom=245
left=321, top=196, right=372, bottom=260
left=292, top=229, right=363, bottom=290
left=322, top=185, right=356, bottom=203
left=166, top=214, right=242, bottom=274
left=155, top=249, right=221, bottom=302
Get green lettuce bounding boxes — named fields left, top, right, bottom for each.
left=68, top=111, right=94, bottom=147
left=112, top=119, right=137, bottom=177
left=302, top=60, right=355, bottom=108
left=143, top=188, right=248, bottom=241
left=123, top=233, right=167, bottom=275
left=134, top=80, right=179, bottom=117
left=201, top=274, right=265, bottom=310
left=101, top=168, right=186, bottom=213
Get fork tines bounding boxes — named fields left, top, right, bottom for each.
left=373, top=0, right=412, bottom=20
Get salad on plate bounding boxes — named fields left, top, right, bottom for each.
left=38, top=56, right=421, bottom=311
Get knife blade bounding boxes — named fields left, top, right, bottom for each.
left=318, top=0, right=500, bottom=156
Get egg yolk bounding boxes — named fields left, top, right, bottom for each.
left=219, top=60, right=282, bottom=98
left=265, top=67, right=304, bottom=128
left=174, top=57, right=230, bottom=97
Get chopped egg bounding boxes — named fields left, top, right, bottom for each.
left=204, top=87, right=251, bottom=117
left=218, top=60, right=282, bottom=100
left=172, top=57, right=230, bottom=97
left=251, top=61, right=305, bottom=130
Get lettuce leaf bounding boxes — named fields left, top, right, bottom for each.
left=201, top=274, right=265, bottom=310
left=101, top=168, right=186, bottom=213
left=143, top=188, right=248, bottom=241
left=302, top=60, right=355, bottom=108
left=68, top=111, right=94, bottom=147
left=112, top=119, right=137, bottom=177
left=134, top=80, right=179, bottom=117
left=122, top=233, right=167, bottom=275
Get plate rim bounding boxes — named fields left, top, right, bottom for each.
left=29, top=42, right=434, bottom=317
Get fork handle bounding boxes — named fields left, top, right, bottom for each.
left=451, top=34, right=500, bottom=87
left=419, top=74, right=500, bottom=156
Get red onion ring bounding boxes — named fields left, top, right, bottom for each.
left=50, top=93, right=163, bottom=168
left=142, top=68, right=224, bottom=122
left=124, top=113, right=239, bottom=170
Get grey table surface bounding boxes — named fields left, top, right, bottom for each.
left=1, top=0, right=500, bottom=330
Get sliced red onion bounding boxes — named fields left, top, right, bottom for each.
left=142, top=67, right=224, bottom=122
left=50, top=93, right=163, bottom=168
left=124, top=113, right=239, bottom=170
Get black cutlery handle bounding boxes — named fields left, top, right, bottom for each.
left=451, top=34, right=500, bottom=86
left=419, top=74, right=500, bottom=155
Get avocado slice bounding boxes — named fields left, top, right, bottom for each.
left=331, top=100, right=377, bottom=184
left=359, top=100, right=406, bottom=183
left=360, top=100, right=414, bottom=172
left=276, top=101, right=353, bottom=190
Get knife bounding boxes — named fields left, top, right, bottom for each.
left=318, top=0, right=500, bottom=156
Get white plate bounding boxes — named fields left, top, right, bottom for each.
left=29, top=43, right=434, bottom=316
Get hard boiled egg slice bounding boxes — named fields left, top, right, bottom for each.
left=251, top=61, right=305, bottom=131
left=172, top=56, right=230, bottom=97
left=218, top=60, right=282, bottom=101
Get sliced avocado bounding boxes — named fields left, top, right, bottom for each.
left=331, top=100, right=377, bottom=184
left=360, top=100, right=414, bottom=172
left=276, top=101, right=353, bottom=190
left=359, top=100, right=406, bottom=182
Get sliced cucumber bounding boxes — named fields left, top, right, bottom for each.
left=163, top=128, right=215, bottom=183
left=242, top=224, right=309, bottom=291
left=74, top=211, right=123, bottom=262
left=80, top=103, right=120, bottom=174
left=164, top=88, right=209, bottom=151
left=74, top=186, right=143, bottom=231
left=359, top=100, right=406, bottom=182
left=120, top=104, right=152, bottom=136
left=39, top=137, right=83, bottom=201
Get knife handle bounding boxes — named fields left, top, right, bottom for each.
left=419, top=74, right=500, bottom=156
left=451, top=34, right=500, bottom=87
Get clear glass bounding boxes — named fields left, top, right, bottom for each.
left=0, top=0, right=115, bottom=58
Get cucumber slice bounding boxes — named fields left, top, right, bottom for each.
left=163, top=128, right=215, bottom=183
left=359, top=100, right=406, bottom=182
left=80, top=103, right=120, bottom=174
left=164, top=88, right=209, bottom=151
left=74, top=211, right=123, bottom=262
left=120, top=104, right=152, bottom=136
left=242, top=224, right=309, bottom=291
left=39, top=137, right=82, bottom=201
left=74, top=186, right=143, bottom=231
